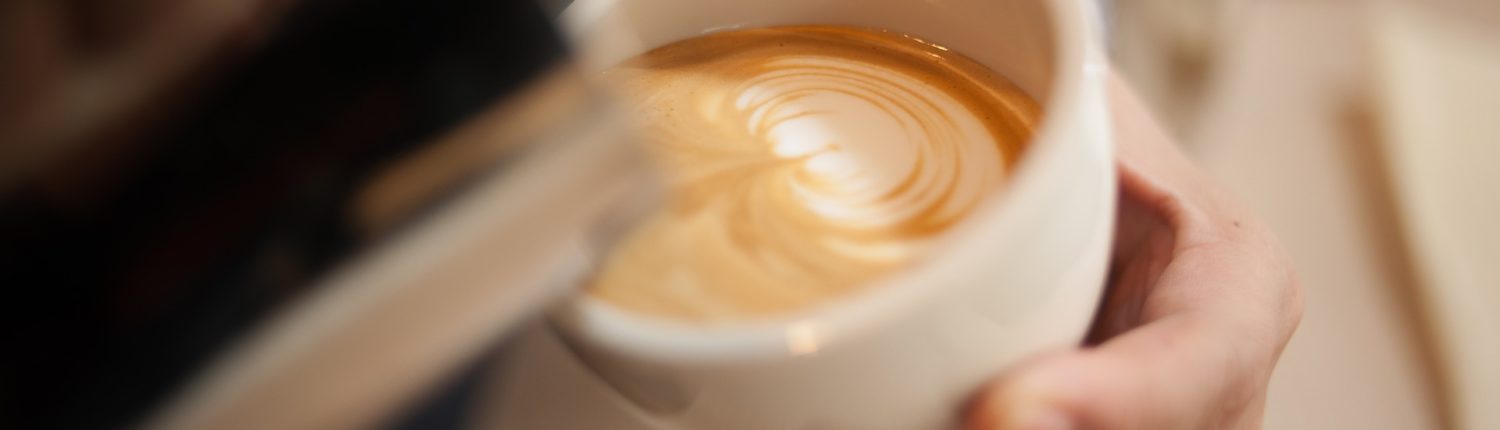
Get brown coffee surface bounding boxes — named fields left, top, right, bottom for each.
left=588, top=26, right=1040, bottom=322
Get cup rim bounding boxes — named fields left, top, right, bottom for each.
left=553, top=0, right=1106, bottom=363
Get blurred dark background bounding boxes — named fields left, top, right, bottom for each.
left=0, top=0, right=563, bottom=427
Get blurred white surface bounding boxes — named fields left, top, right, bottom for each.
left=1109, top=0, right=1500, bottom=428
left=1369, top=1, right=1500, bottom=428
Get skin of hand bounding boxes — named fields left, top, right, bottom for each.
left=966, top=73, right=1305, bottom=430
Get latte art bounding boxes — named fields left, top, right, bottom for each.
left=590, top=26, right=1040, bottom=322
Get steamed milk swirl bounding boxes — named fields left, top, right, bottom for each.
left=590, top=26, right=1040, bottom=322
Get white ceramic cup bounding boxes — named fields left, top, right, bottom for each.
left=550, top=0, right=1115, bottom=428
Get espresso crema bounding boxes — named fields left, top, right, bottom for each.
left=589, top=26, right=1040, bottom=322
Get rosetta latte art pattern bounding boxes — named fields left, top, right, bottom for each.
left=590, top=26, right=1040, bottom=322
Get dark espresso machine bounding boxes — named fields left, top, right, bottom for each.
left=0, top=0, right=645, bottom=428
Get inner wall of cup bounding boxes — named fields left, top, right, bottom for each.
left=565, top=0, right=1057, bottom=101
left=558, top=0, right=1061, bottom=329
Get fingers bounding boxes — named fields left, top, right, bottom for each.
left=1106, top=73, right=1271, bottom=247
left=1105, top=70, right=1300, bottom=338
left=970, top=313, right=1267, bottom=430
left=967, top=71, right=1303, bottom=429
left=971, top=224, right=1299, bottom=430
left=969, top=211, right=1295, bottom=429
left=1090, top=182, right=1175, bottom=342
left=974, top=205, right=1296, bottom=429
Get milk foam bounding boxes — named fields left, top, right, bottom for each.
left=590, top=26, right=1040, bottom=322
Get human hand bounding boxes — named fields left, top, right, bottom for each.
left=966, top=73, right=1304, bottom=429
